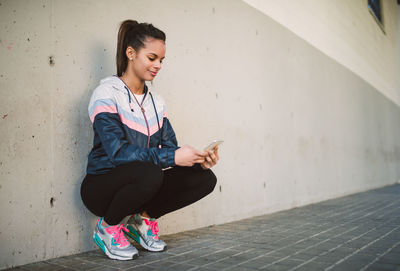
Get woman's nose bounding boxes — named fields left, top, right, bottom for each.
left=154, top=60, right=162, bottom=69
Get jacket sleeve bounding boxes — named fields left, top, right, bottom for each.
left=161, top=117, right=178, bottom=148
left=93, top=113, right=177, bottom=168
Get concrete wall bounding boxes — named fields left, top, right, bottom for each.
left=1, top=0, right=399, bottom=269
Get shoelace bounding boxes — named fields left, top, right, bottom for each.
left=144, top=219, right=159, bottom=240
left=107, top=224, right=130, bottom=246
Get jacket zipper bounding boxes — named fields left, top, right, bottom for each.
left=141, top=108, right=151, bottom=148
left=123, top=82, right=151, bottom=148
left=133, top=92, right=151, bottom=148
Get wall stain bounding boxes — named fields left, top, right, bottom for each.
left=49, top=56, right=55, bottom=66
left=50, top=197, right=55, bottom=207
left=2, top=114, right=8, bottom=119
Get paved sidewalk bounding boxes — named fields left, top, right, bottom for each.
left=7, top=184, right=400, bottom=271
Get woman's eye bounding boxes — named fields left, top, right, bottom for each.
left=148, top=58, right=155, bottom=61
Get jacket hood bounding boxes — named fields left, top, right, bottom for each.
left=99, top=75, right=150, bottom=94
left=99, top=76, right=126, bottom=92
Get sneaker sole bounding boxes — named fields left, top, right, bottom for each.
left=125, top=228, right=166, bottom=252
left=93, top=232, right=138, bottom=260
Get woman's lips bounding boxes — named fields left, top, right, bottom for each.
left=150, top=71, right=157, bottom=76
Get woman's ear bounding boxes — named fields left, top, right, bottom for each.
left=125, top=46, right=136, bottom=61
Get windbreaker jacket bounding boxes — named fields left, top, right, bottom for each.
left=86, top=76, right=179, bottom=175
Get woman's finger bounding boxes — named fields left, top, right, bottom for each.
left=195, top=149, right=207, bottom=157
left=195, top=157, right=205, bottom=163
left=214, top=148, right=219, bottom=160
left=210, top=152, right=217, bottom=162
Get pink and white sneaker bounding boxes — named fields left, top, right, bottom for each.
left=93, top=217, right=139, bottom=260
left=125, top=214, right=167, bottom=252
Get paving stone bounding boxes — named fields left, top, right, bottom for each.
left=183, top=257, right=216, bottom=266
left=289, top=252, right=317, bottom=262
left=125, top=266, right=156, bottom=271
left=226, top=266, right=256, bottom=271
left=203, top=259, right=242, bottom=270
left=140, top=260, right=178, bottom=270
left=237, top=255, right=281, bottom=269
left=293, top=260, right=334, bottom=271
left=378, top=254, right=400, bottom=265
left=364, top=262, right=400, bottom=271
left=264, top=258, right=304, bottom=269
left=327, top=259, right=375, bottom=271
left=163, top=263, right=197, bottom=271
left=9, top=262, right=71, bottom=271
left=89, top=266, right=120, bottom=271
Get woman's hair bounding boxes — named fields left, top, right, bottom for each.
left=116, top=20, right=166, bottom=76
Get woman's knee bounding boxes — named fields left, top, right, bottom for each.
left=201, top=169, right=217, bottom=194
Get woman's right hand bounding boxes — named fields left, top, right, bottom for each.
left=174, top=145, right=206, bottom=167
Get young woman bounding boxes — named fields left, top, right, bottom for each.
left=80, top=20, right=219, bottom=261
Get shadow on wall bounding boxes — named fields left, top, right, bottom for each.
left=70, top=41, right=114, bottom=252
left=74, top=40, right=115, bottom=202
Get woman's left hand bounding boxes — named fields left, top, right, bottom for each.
left=200, top=146, right=219, bottom=170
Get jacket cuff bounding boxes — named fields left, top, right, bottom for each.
left=166, top=147, right=178, bottom=167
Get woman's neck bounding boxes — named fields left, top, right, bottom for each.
left=120, top=73, right=145, bottom=95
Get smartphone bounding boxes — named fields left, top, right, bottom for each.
left=204, top=140, right=224, bottom=151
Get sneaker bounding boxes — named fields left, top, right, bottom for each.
left=93, top=217, right=139, bottom=260
left=125, top=214, right=167, bottom=252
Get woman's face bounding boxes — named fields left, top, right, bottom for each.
left=129, top=38, right=166, bottom=81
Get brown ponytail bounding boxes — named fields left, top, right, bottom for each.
left=116, top=20, right=166, bottom=76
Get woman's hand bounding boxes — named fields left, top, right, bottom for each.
left=200, top=146, right=219, bottom=170
left=175, top=145, right=206, bottom=167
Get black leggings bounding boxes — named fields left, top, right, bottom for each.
left=80, top=162, right=217, bottom=225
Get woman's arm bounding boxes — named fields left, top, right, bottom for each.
left=160, top=117, right=178, bottom=148
left=93, top=112, right=177, bottom=168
